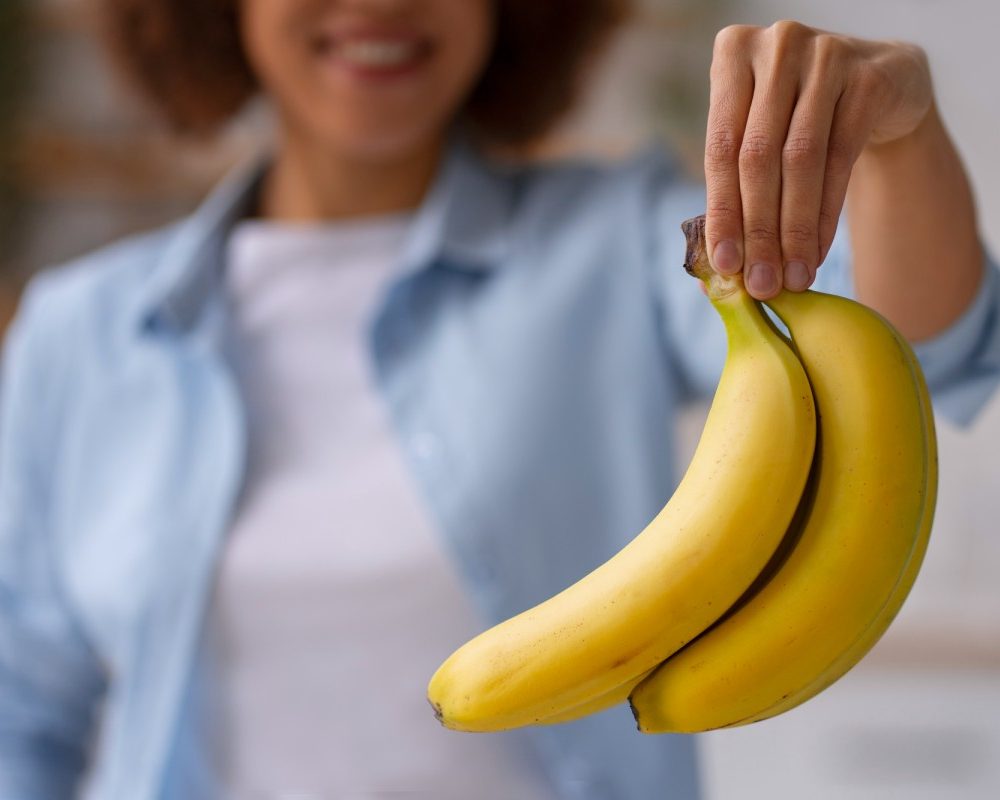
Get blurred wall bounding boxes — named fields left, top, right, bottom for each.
left=0, top=0, right=262, bottom=286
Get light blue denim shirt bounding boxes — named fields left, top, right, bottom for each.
left=1, top=139, right=998, bottom=800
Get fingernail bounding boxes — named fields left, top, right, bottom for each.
left=747, top=263, right=778, bottom=296
left=784, top=261, right=810, bottom=291
left=712, top=240, right=742, bottom=274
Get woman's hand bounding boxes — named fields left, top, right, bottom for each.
left=704, top=20, right=933, bottom=300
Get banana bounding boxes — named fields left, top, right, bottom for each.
left=727, top=321, right=937, bottom=727
left=536, top=670, right=652, bottom=726
left=630, top=272, right=936, bottom=733
left=428, top=217, right=816, bottom=732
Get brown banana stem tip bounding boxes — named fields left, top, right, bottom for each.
left=681, top=214, right=743, bottom=300
left=682, top=215, right=710, bottom=280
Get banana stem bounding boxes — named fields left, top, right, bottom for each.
left=682, top=214, right=744, bottom=301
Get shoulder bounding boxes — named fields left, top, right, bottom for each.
left=1, top=222, right=194, bottom=474
left=13, top=222, right=181, bottom=341
left=22, top=224, right=178, bottom=325
left=3, top=222, right=185, bottom=401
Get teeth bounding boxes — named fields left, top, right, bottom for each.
left=337, top=40, right=420, bottom=67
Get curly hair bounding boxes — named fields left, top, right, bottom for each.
left=98, top=0, right=630, bottom=146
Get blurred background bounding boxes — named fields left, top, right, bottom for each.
left=1, top=0, right=997, bottom=797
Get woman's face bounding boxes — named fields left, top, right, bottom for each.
left=240, top=0, right=494, bottom=161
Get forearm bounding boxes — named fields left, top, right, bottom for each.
left=848, top=101, right=984, bottom=342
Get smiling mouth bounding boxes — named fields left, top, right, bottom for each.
left=313, top=33, right=433, bottom=75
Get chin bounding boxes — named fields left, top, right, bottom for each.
left=324, top=118, right=450, bottom=165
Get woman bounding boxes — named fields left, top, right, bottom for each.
left=1, top=1, right=996, bottom=798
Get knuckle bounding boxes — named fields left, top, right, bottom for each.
left=714, top=24, right=755, bottom=55
left=906, top=42, right=929, bottom=64
left=744, top=222, right=781, bottom=246
left=713, top=26, right=736, bottom=54
left=813, top=33, right=847, bottom=67
left=769, top=19, right=808, bottom=44
left=781, top=221, right=816, bottom=248
left=706, top=199, right=740, bottom=221
left=903, top=43, right=930, bottom=76
left=739, top=133, right=777, bottom=176
left=740, top=131, right=773, bottom=158
left=782, top=135, right=823, bottom=170
left=705, top=128, right=741, bottom=168
left=764, top=21, right=815, bottom=75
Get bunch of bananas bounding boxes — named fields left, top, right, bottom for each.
left=428, top=214, right=937, bottom=734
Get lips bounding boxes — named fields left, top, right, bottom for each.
left=337, top=38, right=424, bottom=68
left=313, top=30, right=432, bottom=78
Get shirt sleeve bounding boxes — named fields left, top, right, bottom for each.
left=796, top=223, right=1000, bottom=427
left=910, top=253, right=1000, bottom=426
left=0, top=280, right=108, bottom=799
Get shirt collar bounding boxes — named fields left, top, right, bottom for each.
left=398, top=134, right=515, bottom=275
left=134, top=135, right=514, bottom=334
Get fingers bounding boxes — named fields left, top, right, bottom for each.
left=706, top=22, right=811, bottom=300
left=704, top=22, right=890, bottom=301
left=704, top=26, right=754, bottom=278
left=738, top=33, right=801, bottom=299
left=816, top=71, right=883, bottom=263
left=778, top=43, right=842, bottom=291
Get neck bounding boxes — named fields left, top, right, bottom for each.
left=259, top=129, right=444, bottom=222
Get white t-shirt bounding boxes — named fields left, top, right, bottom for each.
left=203, top=217, right=555, bottom=799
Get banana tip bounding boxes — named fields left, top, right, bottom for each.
left=628, top=697, right=648, bottom=734
left=428, top=697, right=446, bottom=726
